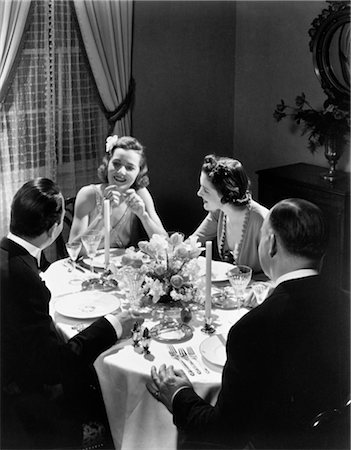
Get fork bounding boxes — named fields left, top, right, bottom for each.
left=178, top=348, right=201, bottom=375
left=186, top=346, right=210, bottom=374
left=168, top=345, right=194, bottom=376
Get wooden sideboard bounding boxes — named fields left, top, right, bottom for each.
left=257, top=163, right=350, bottom=292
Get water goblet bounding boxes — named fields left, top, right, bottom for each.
left=65, top=240, right=82, bottom=283
left=227, top=265, right=252, bottom=308
left=122, top=266, right=145, bottom=310
left=81, top=230, right=102, bottom=274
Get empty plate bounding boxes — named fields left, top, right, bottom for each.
left=55, top=291, right=121, bottom=319
left=200, top=334, right=227, bottom=367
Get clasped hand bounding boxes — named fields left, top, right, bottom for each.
left=104, top=186, right=146, bottom=217
left=146, top=364, right=193, bottom=413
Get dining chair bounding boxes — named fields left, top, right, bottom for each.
left=308, top=397, right=350, bottom=449
left=56, top=196, right=76, bottom=260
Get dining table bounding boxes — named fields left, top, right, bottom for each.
left=42, top=253, right=266, bottom=450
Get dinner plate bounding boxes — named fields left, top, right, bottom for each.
left=83, top=248, right=126, bottom=269
left=200, top=334, right=227, bottom=367
left=55, top=291, right=121, bottom=319
left=197, top=256, right=233, bottom=282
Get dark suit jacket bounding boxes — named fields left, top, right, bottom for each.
left=173, top=275, right=350, bottom=449
left=0, top=237, right=118, bottom=447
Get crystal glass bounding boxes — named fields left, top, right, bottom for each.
left=65, top=241, right=82, bottom=283
left=251, top=282, right=271, bottom=305
left=121, top=266, right=145, bottom=310
left=81, top=230, right=102, bottom=274
left=227, top=265, right=252, bottom=308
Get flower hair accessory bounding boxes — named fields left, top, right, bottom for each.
left=106, top=135, right=119, bottom=153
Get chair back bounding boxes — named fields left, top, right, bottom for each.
left=56, top=197, right=76, bottom=260
left=308, top=398, right=350, bottom=449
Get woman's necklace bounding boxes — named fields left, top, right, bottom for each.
left=219, top=205, right=251, bottom=264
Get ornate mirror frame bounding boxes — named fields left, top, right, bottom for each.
left=309, top=1, right=350, bottom=106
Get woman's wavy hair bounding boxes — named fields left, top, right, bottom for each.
left=97, top=135, right=149, bottom=189
left=201, top=154, right=251, bottom=206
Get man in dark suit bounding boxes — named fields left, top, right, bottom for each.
left=147, top=198, right=350, bottom=449
left=0, top=178, right=143, bottom=449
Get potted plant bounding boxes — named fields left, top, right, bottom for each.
left=273, top=93, right=350, bottom=181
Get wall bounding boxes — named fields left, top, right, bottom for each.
left=132, top=1, right=236, bottom=234
left=132, top=1, right=350, bottom=234
left=233, top=0, right=350, bottom=196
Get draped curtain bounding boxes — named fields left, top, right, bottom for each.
left=0, top=0, right=31, bottom=102
left=73, top=0, right=134, bottom=136
left=0, top=0, right=109, bottom=237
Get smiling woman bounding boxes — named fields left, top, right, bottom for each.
left=69, top=135, right=167, bottom=251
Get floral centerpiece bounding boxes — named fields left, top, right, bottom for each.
left=273, top=92, right=350, bottom=154
left=112, top=233, right=205, bottom=310
left=138, top=233, right=204, bottom=305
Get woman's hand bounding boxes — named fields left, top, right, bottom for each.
left=104, top=185, right=123, bottom=206
left=124, top=189, right=146, bottom=217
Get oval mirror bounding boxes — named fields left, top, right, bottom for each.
left=309, top=2, right=350, bottom=105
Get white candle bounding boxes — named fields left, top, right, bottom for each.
left=104, top=199, right=110, bottom=267
left=205, top=241, right=212, bottom=320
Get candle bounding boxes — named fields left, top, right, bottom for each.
left=205, top=241, right=212, bottom=320
left=104, top=199, right=110, bottom=268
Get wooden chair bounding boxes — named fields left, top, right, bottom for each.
left=56, top=197, right=76, bottom=260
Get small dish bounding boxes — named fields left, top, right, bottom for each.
left=150, top=323, right=193, bottom=343
left=200, top=334, right=227, bottom=367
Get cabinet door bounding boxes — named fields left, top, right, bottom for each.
left=258, top=176, right=349, bottom=291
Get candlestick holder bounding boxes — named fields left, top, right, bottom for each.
left=201, top=316, right=216, bottom=334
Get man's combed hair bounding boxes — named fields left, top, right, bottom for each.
left=10, top=178, right=63, bottom=238
left=270, top=198, right=328, bottom=261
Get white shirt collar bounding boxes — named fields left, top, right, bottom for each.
left=275, top=269, right=318, bottom=287
left=7, top=232, right=41, bottom=265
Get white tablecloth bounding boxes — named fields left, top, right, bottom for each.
left=42, top=259, right=249, bottom=450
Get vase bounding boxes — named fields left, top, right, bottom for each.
left=321, top=135, right=346, bottom=182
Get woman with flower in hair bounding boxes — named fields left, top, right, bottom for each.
left=192, top=154, right=268, bottom=274
left=69, top=135, right=167, bottom=249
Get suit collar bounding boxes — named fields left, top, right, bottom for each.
left=1, top=236, right=39, bottom=272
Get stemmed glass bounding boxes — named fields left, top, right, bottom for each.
left=81, top=230, right=102, bottom=275
left=65, top=240, right=82, bottom=284
left=227, top=265, right=252, bottom=309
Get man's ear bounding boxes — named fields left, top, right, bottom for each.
left=269, top=233, right=277, bottom=258
left=47, top=222, right=58, bottom=238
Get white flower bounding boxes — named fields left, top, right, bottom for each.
left=106, top=135, right=119, bottom=153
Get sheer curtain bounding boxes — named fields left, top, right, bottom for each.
left=0, top=0, right=109, bottom=237
left=73, top=0, right=134, bottom=135
left=0, top=0, right=32, bottom=102
left=0, top=0, right=56, bottom=236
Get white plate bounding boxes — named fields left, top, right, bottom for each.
left=197, top=256, right=233, bottom=282
left=55, top=291, right=121, bottom=319
left=200, top=334, right=227, bottom=367
left=83, top=248, right=126, bottom=269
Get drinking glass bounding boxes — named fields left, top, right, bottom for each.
left=122, top=266, right=145, bottom=310
left=251, top=282, right=272, bottom=305
left=227, top=265, right=252, bottom=308
left=81, top=230, right=102, bottom=274
left=65, top=241, right=82, bottom=283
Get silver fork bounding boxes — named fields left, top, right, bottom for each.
left=186, top=346, right=210, bottom=374
left=168, top=345, right=194, bottom=376
left=179, top=348, right=201, bottom=375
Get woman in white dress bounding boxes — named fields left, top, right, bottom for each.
left=69, top=135, right=167, bottom=249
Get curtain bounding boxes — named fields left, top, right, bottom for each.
left=0, top=0, right=32, bottom=102
left=73, top=0, right=134, bottom=136
left=0, top=0, right=109, bottom=238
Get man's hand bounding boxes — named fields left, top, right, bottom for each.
left=111, top=310, right=144, bottom=339
left=146, top=364, right=193, bottom=413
